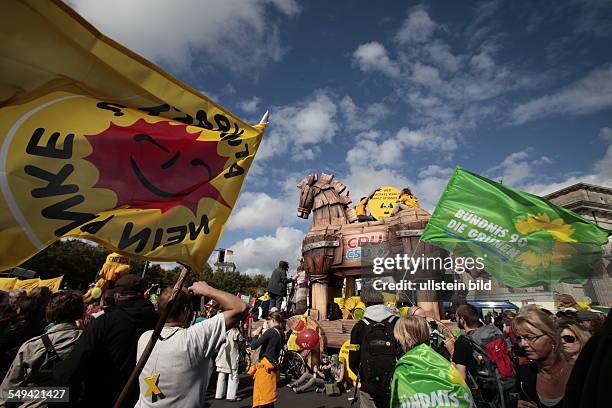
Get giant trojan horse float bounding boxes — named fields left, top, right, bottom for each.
left=297, top=173, right=449, bottom=328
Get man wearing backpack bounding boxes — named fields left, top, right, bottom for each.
left=348, top=285, right=400, bottom=408
left=453, top=304, right=516, bottom=408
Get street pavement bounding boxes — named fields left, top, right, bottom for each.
left=206, top=374, right=353, bottom=408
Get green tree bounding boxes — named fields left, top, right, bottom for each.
left=19, top=239, right=108, bottom=289
left=18, top=240, right=268, bottom=296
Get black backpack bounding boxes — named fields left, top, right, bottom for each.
left=465, top=326, right=517, bottom=408
left=359, top=316, right=399, bottom=398
left=327, top=302, right=343, bottom=320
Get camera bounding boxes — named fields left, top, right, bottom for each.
left=190, top=293, right=202, bottom=312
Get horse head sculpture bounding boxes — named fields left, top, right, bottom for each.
left=297, top=173, right=317, bottom=219
left=297, top=172, right=356, bottom=227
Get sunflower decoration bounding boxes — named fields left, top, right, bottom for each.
left=514, top=213, right=577, bottom=270
left=450, top=364, right=467, bottom=387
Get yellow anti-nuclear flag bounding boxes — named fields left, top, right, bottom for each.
left=0, top=0, right=266, bottom=272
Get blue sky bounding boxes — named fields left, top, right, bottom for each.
left=69, top=0, right=612, bottom=275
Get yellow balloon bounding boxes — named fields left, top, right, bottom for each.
left=91, top=287, right=102, bottom=299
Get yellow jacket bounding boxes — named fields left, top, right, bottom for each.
left=355, top=197, right=368, bottom=216
left=398, top=194, right=419, bottom=209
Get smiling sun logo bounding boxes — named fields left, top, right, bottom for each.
left=514, top=213, right=576, bottom=269
left=84, top=118, right=229, bottom=214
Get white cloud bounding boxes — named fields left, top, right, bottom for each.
left=265, top=0, right=301, bottom=16
left=227, top=192, right=294, bottom=230
left=485, top=149, right=554, bottom=186
left=258, top=92, right=338, bottom=160
left=414, top=166, right=454, bottom=211
left=339, top=96, right=391, bottom=132
left=227, top=171, right=309, bottom=232
left=345, top=127, right=456, bottom=177
left=238, top=96, right=261, bottom=114
left=599, top=126, right=612, bottom=142
left=511, top=64, right=612, bottom=124
left=396, top=128, right=428, bottom=149
left=349, top=10, right=531, bottom=156
left=594, top=144, right=612, bottom=182
left=229, top=227, right=304, bottom=275
left=427, top=40, right=462, bottom=73
left=520, top=142, right=612, bottom=195
left=67, top=0, right=299, bottom=73
left=352, top=42, right=400, bottom=78
left=411, top=63, right=443, bottom=86
left=395, top=6, right=438, bottom=45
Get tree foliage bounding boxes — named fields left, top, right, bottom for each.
left=19, top=239, right=108, bottom=290
left=142, top=263, right=269, bottom=296
left=18, top=239, right=269, bottom=295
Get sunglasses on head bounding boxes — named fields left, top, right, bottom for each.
left=561, top=335, right=576, bottom=343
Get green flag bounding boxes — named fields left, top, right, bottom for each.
left=421, top=167, right=611, bottom=287
left=391, top=343, right=474, bottom=408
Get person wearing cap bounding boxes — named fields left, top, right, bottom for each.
left=391, top=187, right=420, bottom=216
left=135, top=281, right=247, bottom=408
left=267, top=261, right=291, bottom=311
left=53, top=274, right=158, bottom=408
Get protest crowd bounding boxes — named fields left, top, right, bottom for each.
left=0, top=256, right=608, bottom=408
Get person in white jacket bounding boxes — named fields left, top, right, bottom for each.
left=215, top=326, right=243, bottom=401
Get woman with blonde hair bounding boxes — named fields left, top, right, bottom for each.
left=391, top=317, right=474, bottom=408
left=557, top=321, right=590, bottom=363
left=512, top=305, right=572, bottom=408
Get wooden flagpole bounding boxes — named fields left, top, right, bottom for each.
left=113, top=266, right=191, bottom=408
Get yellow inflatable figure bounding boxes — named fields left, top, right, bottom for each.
left=287, top=310, right=309, bottom=351
left=84, top=253, right=131, bottom=303
left=339, top=340, right=360, bottom=387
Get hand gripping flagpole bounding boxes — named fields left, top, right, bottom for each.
left=113, top=266, right=191, bottom=408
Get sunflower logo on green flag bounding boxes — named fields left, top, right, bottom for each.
left=421, top=168, right=611, bottom=288
left=391, top=344, right=474, bottom=407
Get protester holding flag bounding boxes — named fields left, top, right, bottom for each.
left=513, top=305, right=572, bottom=408
left=391, top=316, right=474, bottom=408
left=134, top=282, right=247, bottom=408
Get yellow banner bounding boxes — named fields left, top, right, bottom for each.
left=0, top=1, right=265, bottom=272
left=39, top=276, right=64, bottom=292
left=13, top=278, right=40, bottom=293
left=0, top=278, right=17, bottom=291
left=0, top=276, right=63, bottom=293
